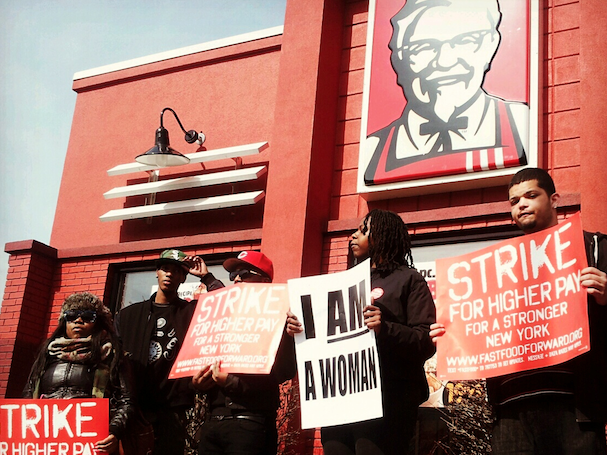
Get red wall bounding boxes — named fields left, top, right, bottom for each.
left=44, top=0, right=607, bottom=280
left=52, top=35, right=282, bottom=250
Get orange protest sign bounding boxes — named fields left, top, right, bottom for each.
left=169, top=283, right=290, bottom=378
left=0, top=398, right=109, bottom=454
left=436, top=213, right=590, bottom=380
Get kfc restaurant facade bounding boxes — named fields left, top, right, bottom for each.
left=2, top=0, right=606, bottom=452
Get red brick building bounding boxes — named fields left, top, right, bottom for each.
left=2, top=0, right=606, bottom=452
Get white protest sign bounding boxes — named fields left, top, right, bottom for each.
left=288, top=259, right=383, bottom=429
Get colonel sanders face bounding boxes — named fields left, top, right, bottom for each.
left=390, top=0, right=501, bottom=122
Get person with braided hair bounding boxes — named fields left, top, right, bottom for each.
left=287, top=209, right=436, bottom=455
left=23, top=292, right=134, bottom=453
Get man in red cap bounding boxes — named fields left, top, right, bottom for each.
left=192, top=250, right=296, bottom=455
left=222, top=250, right=274, bottom=283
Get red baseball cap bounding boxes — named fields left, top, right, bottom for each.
left=223, top=251, right=274, bottom=281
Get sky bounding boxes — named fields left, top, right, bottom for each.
left=0, top=0, right=287, bottom=302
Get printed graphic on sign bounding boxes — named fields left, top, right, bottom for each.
left=170, top=283, right=290, bottom=378
left=435, top=213, right=590, bottom=380
left=358, top=0, right=537, bottom=193
left=288, top=260, right=383, bottom=429
left=415, top=261, right=447, bottom=408
left=0, top=398, right=109, bottom=455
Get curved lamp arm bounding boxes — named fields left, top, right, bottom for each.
left=160, top=108, right=205, bottom=144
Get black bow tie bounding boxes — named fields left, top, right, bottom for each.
left=419, top=116, right=468, bottom=153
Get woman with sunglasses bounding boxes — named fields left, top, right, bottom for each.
left=23, top=292, right=134, bottom=454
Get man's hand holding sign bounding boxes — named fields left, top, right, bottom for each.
left=435, top=213, right=591, bottom=380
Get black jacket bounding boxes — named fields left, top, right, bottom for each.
left=116, top=294, right=197, bottom=410
left=207, top=328, right=296, bottom=416
left=23, top=353, right=134, bottom=439
left=371, top=265, right=437, bottom=407
left=115, top=273, right=223, bottom=411
left=570, top=231, right=607, bottom=422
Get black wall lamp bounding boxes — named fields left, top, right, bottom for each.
left=136, top=107, right=206, bottom=167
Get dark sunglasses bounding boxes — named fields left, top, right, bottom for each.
left=63, top=309, right=97, bottom=323
left=229, top=269, right=269, bottom=283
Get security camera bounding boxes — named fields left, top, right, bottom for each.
left=196, top=131, right=206, bottom=146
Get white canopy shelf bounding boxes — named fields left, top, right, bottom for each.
left=101, top=141, right=268, bottom=222
left=107, top=141, right=268, bottom=176
left=103, top=166, right=267, bottom=199
left=100, top=191, right=265, bottom=222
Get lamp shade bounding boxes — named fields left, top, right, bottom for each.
left=136, top=127, right=190, bottom=167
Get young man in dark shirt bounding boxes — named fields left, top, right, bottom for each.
left=432, top=168, right=607, bottom=454
left=116, top=249, right=222, bottom=455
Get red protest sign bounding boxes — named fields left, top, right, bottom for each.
left=170, top=283, right=290, bottom=378
left=436, top=213, right=590, bottom=380
left=0, top=398, right=109, bottom=454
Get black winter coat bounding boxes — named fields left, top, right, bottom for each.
left=23, top=353, right=134, bottom=439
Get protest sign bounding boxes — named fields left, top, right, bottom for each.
left=0, top=398, right=109, bottom=455
left=436, top=213, right=590, bottom=380
left=288, top=259, right=382, bottom=429
left=170, top=283, right=290, bottom=378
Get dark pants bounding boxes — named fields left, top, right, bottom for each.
left=198, top=414, right=278, bottom=455
left=492, top=396, right=607, bottom=455
left=321, top=401, right=419, bottom=455
left=144, top=408, right=187, bottom=455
